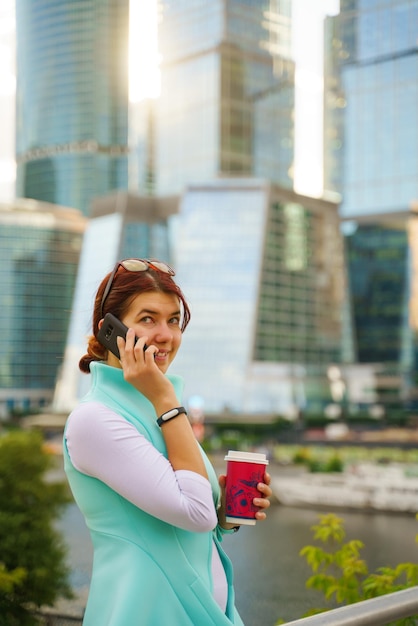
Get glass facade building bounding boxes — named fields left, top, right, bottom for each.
left=170, top=180, right=343, bottom=415
left=0, top=199, right=86, bottom=417
left=254, top=198, right=343, bottom=366
left=15, top=0, right=130, bottom=216
left=325, top=0, right=418, bottom=211
left=133, top=0, right=295, bottom=196
left=325, top=0, right=418, bottom=410
left=328, top=0, right=418, bottom=217
left=346, top=223, right=409, bottom=365
left=337, top=0, right=417, bottom=217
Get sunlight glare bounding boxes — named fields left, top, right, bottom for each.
left=292, top=0, right=339, bottom=198
left=129, top=0, right=161, bottom=102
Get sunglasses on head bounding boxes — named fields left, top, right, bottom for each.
left=100, top=258, right=176, bottom=318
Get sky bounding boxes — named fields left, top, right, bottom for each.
left=0, top=0, right=339, bottom=204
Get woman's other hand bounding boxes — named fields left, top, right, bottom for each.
left=217, top=472, right=272, bottom=530
left=253, top=472, right=272, bottom=521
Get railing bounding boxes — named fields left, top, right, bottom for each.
left=284, top=586, right=418, bottom=626
left=32, top=587, right=418, bottom=626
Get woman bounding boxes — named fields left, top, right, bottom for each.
left=63, top=258, right=272, bottom=625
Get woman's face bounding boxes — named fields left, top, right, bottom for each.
left=106, top=291, right=182, bottom=373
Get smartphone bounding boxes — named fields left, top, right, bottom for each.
left=97, top=312, right=145, bottom=359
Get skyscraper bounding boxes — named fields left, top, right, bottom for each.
left=328, top=0, right=418, bottom=217
left=171, top=179, right=343, bottom=416
left=0, top=199, right=86, bottom=417
left=133, top=0, right=295, bottom=196
left=15, top=0, right=130, bottom=216
left=326, top=0, right=418, bottom=412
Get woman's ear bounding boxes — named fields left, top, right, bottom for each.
left=98, top=318, right=104, bottom=330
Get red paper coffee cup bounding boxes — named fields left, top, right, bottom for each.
left=224, top=450, right=269, bottom=525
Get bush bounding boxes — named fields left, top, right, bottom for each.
left=291, top=448, right=344, bottom=473
left=324, top=455, right=344, bottom=473
left=0, top=430, right=73, bottom=625
left=292, top=447, right=312, bottom=465
left=277, top=513, right=418, bottom=625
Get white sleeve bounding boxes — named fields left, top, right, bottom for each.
left=65, top=402, right=218, bottom=532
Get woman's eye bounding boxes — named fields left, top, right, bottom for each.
left=170, top=317, right=180, bottom=326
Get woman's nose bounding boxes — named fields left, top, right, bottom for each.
left=154, top=324, right=172, bottom=343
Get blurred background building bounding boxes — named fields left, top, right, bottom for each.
left=0, top=199, right=86, bottom=418
left=170, top=180, right=343, bottom=416
left=1, top=0, right=418, bottom=423
left=133, top=0, right=295, bottom=195
left=324, top=0, right=418, bottom=419
left=15, top=0, right=130, bottom=216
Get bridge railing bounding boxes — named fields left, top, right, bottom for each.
left=32, top=586, right=418, bottom=625
left=284, top=586, right=418, bottom=626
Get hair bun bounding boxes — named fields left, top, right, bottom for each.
left=79, top=335, right=107, bottom=373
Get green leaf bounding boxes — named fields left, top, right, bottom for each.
left=300, top=545, right=334, bottom=572
left=306, top=573, right=336, bottom=595
left=311, top=513, right=346, bottom=544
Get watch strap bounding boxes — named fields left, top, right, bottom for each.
left=157, top=406, right=187, bottom=427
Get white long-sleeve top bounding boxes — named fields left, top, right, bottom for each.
left=65, top=402, right=228, bottom=610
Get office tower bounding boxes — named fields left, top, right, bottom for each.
left=132, top=0, right=295, bottom=196
left=328, top=0, right=417, bottom=217
left=0, top=199, right=86, bottom=417
left=171, top=180, right=344, bottom=415
left=326, top=0, right=418, bottom=411
left=15, top=0, right=130, bottom=216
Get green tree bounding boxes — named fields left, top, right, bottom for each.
left=290, top=513, right=418, bottom=625
left=0, top=430, right=73, bottom=625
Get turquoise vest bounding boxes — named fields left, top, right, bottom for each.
left=63, top=362, right=244, bottom=625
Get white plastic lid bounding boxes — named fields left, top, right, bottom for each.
left=224, top=450, right=269, bottom=464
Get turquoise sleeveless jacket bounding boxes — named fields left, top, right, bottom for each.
left=63, top=362, right=244, bottom=625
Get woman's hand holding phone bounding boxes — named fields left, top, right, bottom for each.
left=98, top=313, right=179, bottom=415
left=118, top=327, right=178, bottom=410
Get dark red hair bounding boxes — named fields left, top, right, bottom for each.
left=79, top=264, right=191, bottom=373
